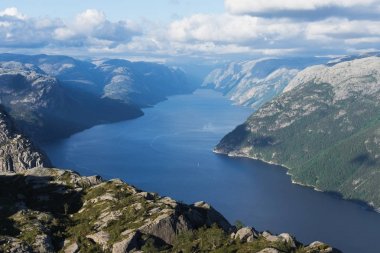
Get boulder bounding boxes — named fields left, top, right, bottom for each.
left=112, top=231, right=140, bottom=253
left=188, top=201, right=232, bottom=232
left=139, top=212, right=191, bottom=245
left=278, top=233, right=296, bottom=248
left=64, top=242, right=79, bottom=253
left=234, top=227, right=258, bottom=242
left=306, top=241, right=338, bottom=253
left=258, top=248, right=280, bottom=253
left=262, top=231, right=279, bottom=242
left=86, top=231, right=110, bottom=250
left=261, top=231, right=296, bottom=248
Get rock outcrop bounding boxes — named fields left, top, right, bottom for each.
left=0, top=108, right=50, bottom=172
left=0, top=168, right=340, bottom=253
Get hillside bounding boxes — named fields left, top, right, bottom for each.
left=0, top=167, right=339, bottom=253
left=215, top=56, right=380, bottom=208
left=203, top=57, right=327, bottom=109
left=0, top=61, right=142, bottom=143
left=0, top=54, right=195, bottom=108
left=98, top=59, right=192, bottom=107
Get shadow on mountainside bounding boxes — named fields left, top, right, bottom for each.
left=0, top=173, right=84, bottom=249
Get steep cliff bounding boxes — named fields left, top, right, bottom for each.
left=0, top=54, right=195, bottom=108
left=0, top=107, right=50, bottom=172
left=0, top=61, right=142, bottom=142
left=203, top=57, right=327, bottom=109
left=216, top=56, right=380, bottom=208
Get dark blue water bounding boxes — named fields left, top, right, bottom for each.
left=43, top=89, right=380, bottom=253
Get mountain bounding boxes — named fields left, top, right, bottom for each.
left=203, top=57, right=329, bottom=109
left=0, top=53, right=197, bottom=142
left=215, top=56, right=380, bottom=208
left=0, top=61, right=142, bottom=143
left=0, top=168, right=339, bottom=253
left=0, top=107, right=338, bottom=252
left=98, top=59, right=193, bottom=107
left=0, top=107, right=50, bottom=172
left=0, top=54, right=195, bottom=107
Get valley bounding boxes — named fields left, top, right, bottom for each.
left=43, top=89, right=380, bottom=253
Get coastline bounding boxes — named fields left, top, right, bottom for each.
left=213, top=148, right=380, bottom=213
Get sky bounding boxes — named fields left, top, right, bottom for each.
left=0, top=0, right=379, bottom=62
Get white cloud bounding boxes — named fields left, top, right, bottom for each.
left=168, top=14, right=303, bottom=44
left=225, top=0, right=380, bottom=14
left=345, top=37, right=380, bottom=45
left=0, top=4, right=379, bottom=60
left=53, top=9, right=139, bottom=44
left=0, top=7, right=139, bottom=50
left=306, top=18, right=380, bottom=41
left=0, top=7, right=26, bottom=19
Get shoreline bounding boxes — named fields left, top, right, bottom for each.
left=213, top=148, right=380, bottom=213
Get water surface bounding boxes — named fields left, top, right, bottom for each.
left=44, top=89, right=380, bottom=253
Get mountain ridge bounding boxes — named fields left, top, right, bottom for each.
left=0, top=53, right=196, bottom=143
left=203, top=57, right=329, bottom=109
left=215, top=56, right=380, bottom=208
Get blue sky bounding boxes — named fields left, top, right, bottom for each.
left=0, top=0, right=225, bottom=22
left=0, top=0, right=379, bottom=61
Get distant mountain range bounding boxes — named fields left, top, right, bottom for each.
left=214, top=56, right=380, bottom=208
left=203, top=57, right=328, bottom=109
left=0, top=54, right=195, bottom=142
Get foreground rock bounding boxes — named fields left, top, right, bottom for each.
left=0, top=109, right=50, bottom=172
left=0, top=167, right=340, bottom=252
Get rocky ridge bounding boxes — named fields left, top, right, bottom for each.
left=0, top=108, right=50, bottom=172
left=216, top=56, right=380, bottom=208
left=0, top=61, right=143, bottom=143
left=203, top=57, right=327, bottom=109
left=0, top=167, right=339, bottom=253
left=0, top=54, right=195, bottom=108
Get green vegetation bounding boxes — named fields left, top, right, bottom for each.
left=0, top=168, right=337, bottom=253
left=217, top=78, right=380, bottom=207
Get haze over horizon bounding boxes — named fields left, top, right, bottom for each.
left=0, top=0, right=380, bottom=62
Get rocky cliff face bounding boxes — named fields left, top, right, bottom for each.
left=0, top=54, right=195, bottom=108
left=0, top=168, right=339, bottom=253
left=0, top=61, right=143, bottom=143
left=203, top=57, right=328, bottom=109
left=99, top=59, right=193, bottom=107
left=216, top=56, right=380, bottom=208
left=0, top=108, right=50, bottom=172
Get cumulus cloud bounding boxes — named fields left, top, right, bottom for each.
left=225, top=0, right=380, bottom=14
left=163, top=12, right=380, bottom=57
left=54, top=9, right=140, bottom=47
left=168, top=14, right=302, bottom=44
left=0, top=3, right=379, bottom=59
left=0, top=7, right=26, bottom=19
left=0, top=8, right=139, bottom=50
left=0, top=9, right=60, bottom=48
